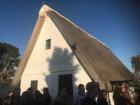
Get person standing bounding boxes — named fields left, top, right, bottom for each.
left=82, top=82, right=100, bottom=105
left=76, top=84, right=86, bottom=105
left=40, top=87, right=51, bottom=105
left=3, top=91, right=14, bottom=105
left=20, top=87, right=34, bottom=105
left=97, top=90, right=108, bottom=105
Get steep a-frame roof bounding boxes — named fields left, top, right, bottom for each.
left=13, top=5, right=137, bottom=90
left=12, top=13, right=45, bottom=87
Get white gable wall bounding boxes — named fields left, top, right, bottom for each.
left=21, top=16, right=91, bottom=98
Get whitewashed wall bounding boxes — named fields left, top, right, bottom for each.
left=20, top=15, right=91, bottom=98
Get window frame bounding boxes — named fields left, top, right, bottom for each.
left=46, top=39, right=51, bottom=49
left=30, top=80, right=38, bottom=90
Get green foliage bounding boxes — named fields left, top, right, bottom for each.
left=0, top=78, right=12, bottom=85
left=0, top=42, right=20, bottom=80
left=131, top=55, right=140, bottom=72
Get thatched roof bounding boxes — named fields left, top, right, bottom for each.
left=12, top=16, right=45, bottom=86
left=12, top=5, right=137, bottom=90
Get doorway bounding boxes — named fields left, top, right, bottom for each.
left=58, top=74, right=73, bottom=97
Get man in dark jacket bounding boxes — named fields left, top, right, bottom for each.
left=20, top=88, right=34, bottom=105
left=40, top=87, right=51, bottom=105
left=82, top=82, right=100, bottom=105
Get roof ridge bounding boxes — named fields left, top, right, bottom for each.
left=41, top=4, right=109, bottom=48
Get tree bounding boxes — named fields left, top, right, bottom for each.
left=131, top=55, right=140, bottom=79
left=0, top=42, right=20, bottom=84
left=131, top=55, right=140, bottom=72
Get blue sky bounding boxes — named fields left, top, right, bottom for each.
left=0, top=0, right=140, bottom=71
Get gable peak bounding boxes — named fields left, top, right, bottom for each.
left=39, top=4, right=52, bottom=17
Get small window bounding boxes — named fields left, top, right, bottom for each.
left=46, top=39, right=51, bottom=49
left=31, top=80, right=38, bottom=90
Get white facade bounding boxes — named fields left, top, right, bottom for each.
left=20, top=16, right=91, bottom=98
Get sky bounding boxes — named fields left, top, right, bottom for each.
left=0, top=0, right=140, bottom=71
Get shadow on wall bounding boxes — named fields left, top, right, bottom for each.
left=45, top=47, right=79, bottom=97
